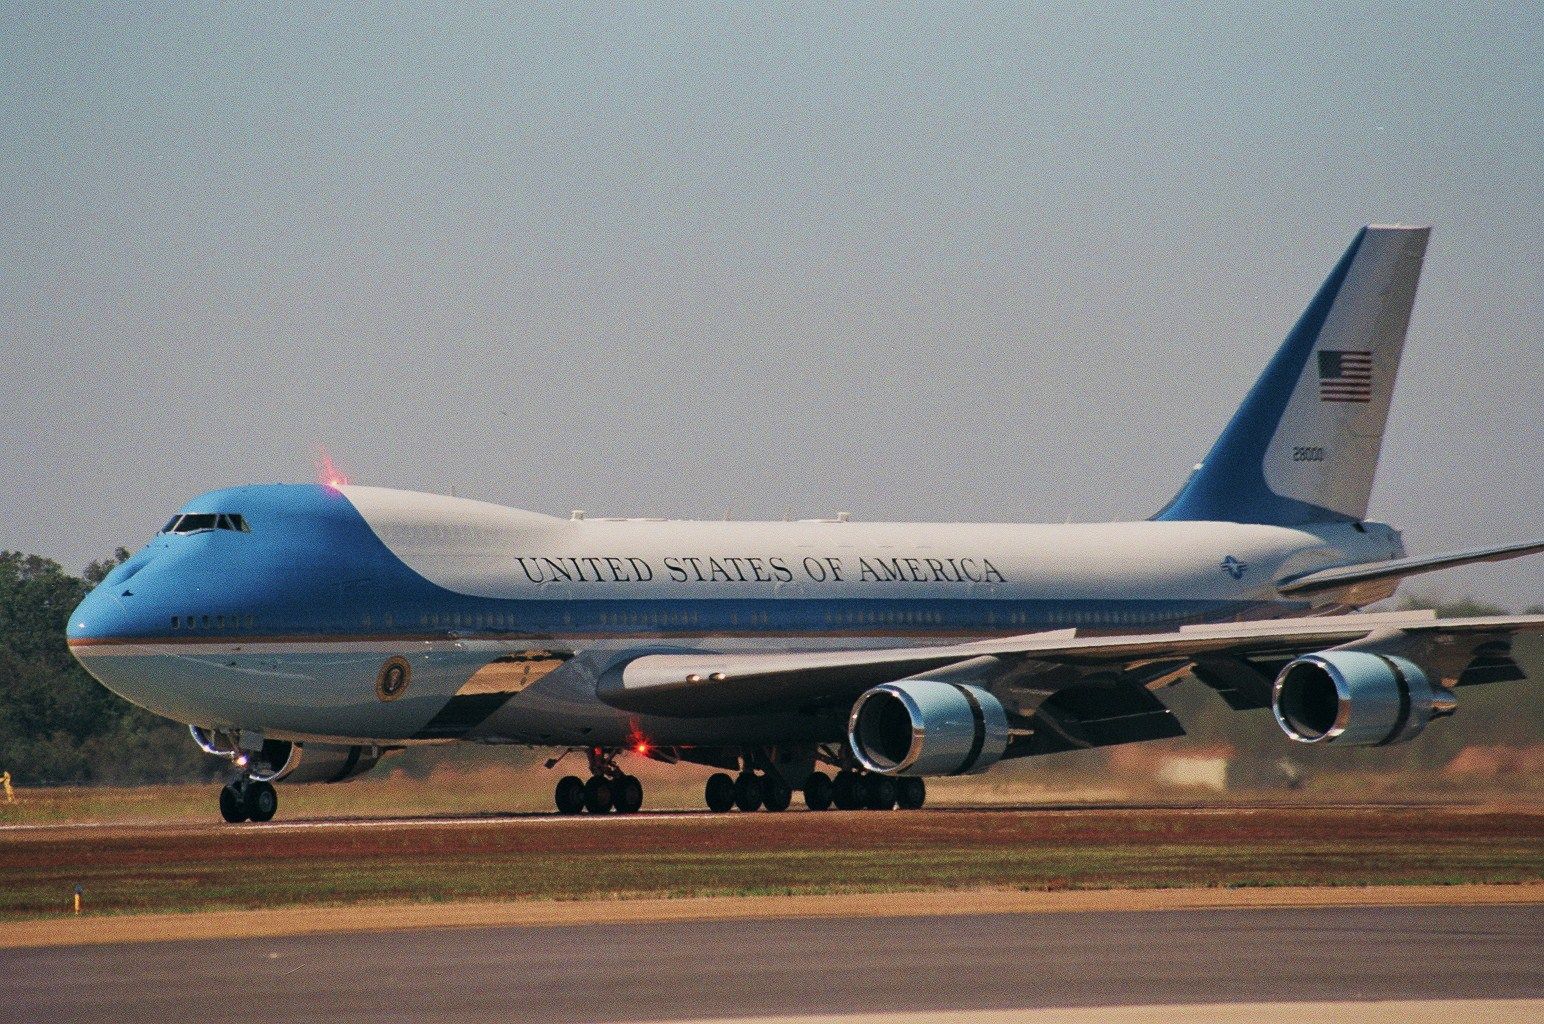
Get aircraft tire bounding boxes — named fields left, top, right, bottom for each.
left=896, top=776, right=926, bottom=810
left=802, top=771, right=833, bottom=811
left=862, top=774, right=897, bottom=811
left=704, top=772, right=735, bottom=813
left=831, top=771, right=863, bottom=810
left=582, top=775, right=614, bottom=813
left=245, top=780, right=278, bottom=822
left=219, top=784, right=249, bottom=823
left=761, top=774, right=793, bottom=812
left=554, top=775, right=586, bottom=814
left=614, top=774, right=644, bottom=814
left=732, top=771, right=763, bottom=812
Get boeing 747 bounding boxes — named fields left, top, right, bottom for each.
left=67, top=226, right=1542, bottom=820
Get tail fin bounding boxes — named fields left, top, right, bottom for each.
left=1155, top=225, right=1430, bottom=525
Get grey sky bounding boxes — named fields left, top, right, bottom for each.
left=3, top=3, right=1540, bottom=606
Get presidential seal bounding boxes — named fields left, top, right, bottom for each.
left=375, top=656, right=412, bottom=702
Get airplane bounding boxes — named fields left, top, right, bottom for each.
left=67, top=225, right=1542, bottom=823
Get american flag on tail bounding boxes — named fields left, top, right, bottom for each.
left=1317, top=349, right=1373, bottom=402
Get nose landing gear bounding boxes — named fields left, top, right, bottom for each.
left=218, top=778, right=278, bottom=823
left=193, top=726, right=286, bottom=824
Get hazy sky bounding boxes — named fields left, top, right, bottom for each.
left=3, top=3, right=1540, bottom=606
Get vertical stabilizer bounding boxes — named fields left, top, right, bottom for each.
left=1156, top=225, right=1430, bottom=525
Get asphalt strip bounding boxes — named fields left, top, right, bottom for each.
left=648, top=1002, right=1543, bottom=1024
left=2, top=883, right=1539, bottom=950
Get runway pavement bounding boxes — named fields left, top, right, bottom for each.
left=2, top=904, right=1540, bottom=1024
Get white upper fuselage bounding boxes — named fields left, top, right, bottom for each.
left=345, top=486, right=1400, bottom=625
left=66, top=484, right=1404, bottom=747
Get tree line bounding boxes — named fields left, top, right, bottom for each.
left=0, top=551, right=217, bottom=785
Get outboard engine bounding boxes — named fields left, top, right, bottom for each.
left=848, top=680, right=1011, bottom=776
left=1271, top=650, right=1456, bottom=746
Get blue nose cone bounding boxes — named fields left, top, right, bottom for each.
left=68, top=548, right=161, bottom=642
left=68, top=581, right=120, bottom=641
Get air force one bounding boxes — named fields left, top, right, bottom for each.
left=68, top=226, right=1543, bottom=822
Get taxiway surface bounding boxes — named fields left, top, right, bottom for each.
left=3, top=904, right=1540, bottom=1024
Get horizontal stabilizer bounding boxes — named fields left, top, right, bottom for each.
left=1277, top=539, right=1544, bottom=596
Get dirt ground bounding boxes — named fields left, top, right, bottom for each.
left=3, top=882, right=1540, bottom=951
left=3, top=803, right=1540, bottom=929
left=9, top=801, right=1541, bottom=861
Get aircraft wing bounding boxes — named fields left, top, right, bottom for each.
left=1276, top=539, right=1544, bottom=597
left=596, top=611, right=1544, bottom=731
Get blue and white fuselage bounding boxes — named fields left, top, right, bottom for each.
left=62, top=226, right=1544, bottom=819
left=68, top=482, right=1401, bottom=748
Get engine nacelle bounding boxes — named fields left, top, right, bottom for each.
left=1271, top=650, right=1456, bottom=746
left=848, top=680, right=1011, bottom=776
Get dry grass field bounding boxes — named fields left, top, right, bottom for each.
left=3, top=800, right=1540, bottom=923
left=4, top=753, right=1534, bottom=829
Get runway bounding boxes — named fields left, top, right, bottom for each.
left=3, top=904, right=1540, bottom=1024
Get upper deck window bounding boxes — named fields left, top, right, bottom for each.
left=162, top=513, right=252, bottom=535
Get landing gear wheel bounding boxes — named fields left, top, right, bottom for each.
left=803, top=771, right=833, bottom=811
left=613, top=774, right=644, bottom=814
left=554, top=775, right=586, bottom=814
left=733, top=771, right=763, bottom=812
left=831, top=771, right=863, bottom=811
left=862, top=774, right=897, bottom=811
left=896, top=776, right=927, bottom=810
left=704, top=772, right=735, bottom=813
left=582, top=775, right=614, bottom=813
left=219, top=784, right=248, bottom=823
left=761, top=774, right=793, bottom=812
left=244, top=780, right=278, bottom=822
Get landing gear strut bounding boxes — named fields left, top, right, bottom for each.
left=551, top=747, right=644, bottom=815
left=816, top=743, right=925, bottom=812
left=701, top=748, right=929, bottom=814
left=195, top=728, right=284, bottom=824
left=702, top=760, right=795, bottom=814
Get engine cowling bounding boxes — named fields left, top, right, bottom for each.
left=848, top=680, right=1011, bottom=776
left=1271, top=650, right=1456, bottom=746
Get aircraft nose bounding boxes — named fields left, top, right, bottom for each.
left=68, top=576, right=138, bottom=643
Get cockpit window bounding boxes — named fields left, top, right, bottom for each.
left=162, top=513, right=252, bottom=535
left=174, top=513, right=219, bottom=533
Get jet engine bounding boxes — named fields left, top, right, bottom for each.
left=1271, top=650, right=1456, bottom=746
left=848, top=680, right=1011, bottom=776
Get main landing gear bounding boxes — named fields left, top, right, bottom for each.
left=553, top=748, right=645, bottom=815
left=703, top=769, right=925, bottom=813
left=218, top=778, right=278, bottom=823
